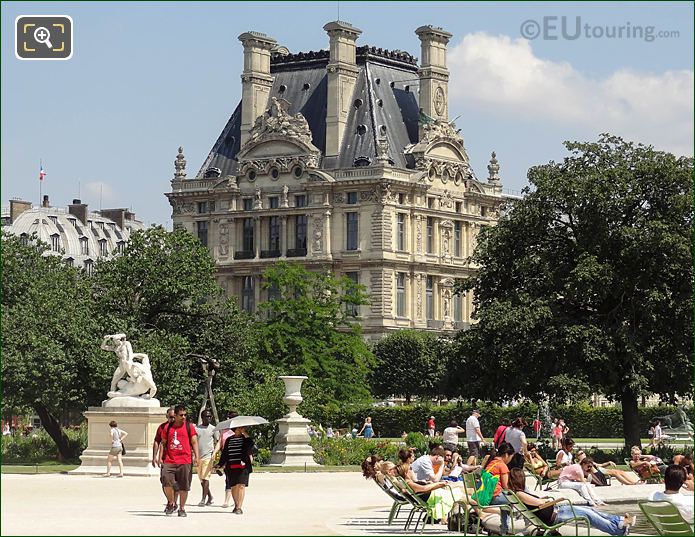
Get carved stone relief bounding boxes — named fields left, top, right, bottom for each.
left=219, top=221, right=229, bottom=256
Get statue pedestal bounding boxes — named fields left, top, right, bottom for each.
left=70, top=406, right=167, bottom=476
left=269, top=414, right=319, bottom=467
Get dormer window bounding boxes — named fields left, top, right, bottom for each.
left=80, top=237, right=89, bottom=255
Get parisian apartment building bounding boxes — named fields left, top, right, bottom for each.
left=166, top=21, right=513, bottom=340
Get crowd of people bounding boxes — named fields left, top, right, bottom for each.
left=360, top=409, right=694, bottom=534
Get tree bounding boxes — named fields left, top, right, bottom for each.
left=2, top=232, right=106, bottom=460
left=258, top=262, right=375, bottom=407
left=92, top=226, right=258, bottom=412
left=371, top=330, right=447, bottom=404
left=450, top=135, right=693, bottom=446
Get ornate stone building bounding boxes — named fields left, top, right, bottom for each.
left=166, top=21, right=507, bottom=340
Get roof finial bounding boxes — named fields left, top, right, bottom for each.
left=174, top=146, right=187, bottom=180
left=375, top=136, right=391, bottom=166
left=487, top=151, right=501, bottom=185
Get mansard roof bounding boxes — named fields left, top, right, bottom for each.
left=195, top=45, right=422, bottom=179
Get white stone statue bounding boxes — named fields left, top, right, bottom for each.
left=101, top=334, right=157, bottom=400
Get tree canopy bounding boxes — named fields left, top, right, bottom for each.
left=371, top=330, right=447, bottom=404
left=450, top=135, right=693, bottom=446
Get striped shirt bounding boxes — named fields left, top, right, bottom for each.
left=219, top=435, right=254, bottom=469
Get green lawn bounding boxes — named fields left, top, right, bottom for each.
left=1, top=463, right=79, bottom=474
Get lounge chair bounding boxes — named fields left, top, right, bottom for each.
left=502, top=490, right=591, bottom=536
left=385, top=475, right=437, bottom=533
left=624, top=458, right=663, bottom=483
left=374, top=478, right=410, bottom=525
left=639, top=500, right=694, bottom=536
left=524, top=462, right=559, bottom=491
left=452, top=472, right=516, bottom=536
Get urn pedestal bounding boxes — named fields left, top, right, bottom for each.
left=269, top=376, right=319, bottom=466
left=70, top=406, right=167, bottom=476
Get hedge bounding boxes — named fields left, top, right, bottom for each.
left=307, top=403, right=689, bottom=439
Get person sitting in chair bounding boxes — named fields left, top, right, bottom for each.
left=648, top=464, right=694, bottom=524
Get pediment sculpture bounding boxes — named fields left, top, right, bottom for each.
left=249, top=97, right=313, bottom=144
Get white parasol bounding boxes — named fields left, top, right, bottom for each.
left=215, top=415, right=269, bottom=431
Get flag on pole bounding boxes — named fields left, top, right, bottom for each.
left=39, top=161, right=46, bottom=181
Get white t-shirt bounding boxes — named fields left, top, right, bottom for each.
left=557, top=450, right=573, bottom=466
left=654, top=424, right=663, bottom=440
left=442, top=427, right=460, bottom=445
left=466, top=415, right=480, bottom=442
left=110, top=428, right=124, bottom=448
left=649, top=491, right=694, bottom=524
left=411, top=454, right=435, bottom=482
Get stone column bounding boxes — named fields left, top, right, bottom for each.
left=415, top=25, right=453, bottom=137
left=253, top=216, right=261, bottom=258
left=323, top=209, right=332, bottom=258
left=238, top=31, right=277, bottom=147
left=280, top=215, right=287, bottom=258
left=324, top=21, right=362, bottom=160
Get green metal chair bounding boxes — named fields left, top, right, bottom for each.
left=502, top=490, right=590, bottom=536
left=386, top=475, right=434, bottom=533
left=625, top=458, right=663, bottom=483
left=639, top=500, right=694, bottom=536
left=524, top=462, right=559, bottom=491
left=452, top=471, right=516, bottom=536
left=374, top=478, right=411, bottom=525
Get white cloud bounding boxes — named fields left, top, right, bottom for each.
left=448, top=32, right=694, bottom=156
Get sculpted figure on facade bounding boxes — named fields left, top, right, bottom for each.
left=219, top=221, right=229, bottom=256
left=249, top=97, right=313, bottom=144
left=254, top=187, right=263, bottom=209
left=281, top=184, right=290, bottom=208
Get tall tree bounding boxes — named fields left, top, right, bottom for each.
left=2, top=232, right=106, bottom=460
left=450, top=135, right=693, bottom=446
left=371, top=330, right=447, bottom=404
left=258, top=262, right=375, bottom=407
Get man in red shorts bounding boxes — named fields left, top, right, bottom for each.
left=158, top=405, right=199, bottom=517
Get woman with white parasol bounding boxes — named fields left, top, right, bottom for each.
left=214, top=416, right=268, bottom=515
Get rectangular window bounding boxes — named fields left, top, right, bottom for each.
left=426, top=217, right=434, bottom=254
left=396, top=272, right=406, bottom=317
left=346, top=271, right=359, bottom=316
left=269, top=197, right=279, bottom=209
left=295, top=195, right=306, bottom=208
left=346, top=212, right=359, bottom=250
left=268, top=216, right=280, bottom=251
left=84, top=260, right=94, bottom=276
left=397, top=213, right=406, bottom=251
left=295, top=215, right=307, bottom=249
left=80, top=238, right=89, bottom=255
left=99, top=240, right=108, bottom=257
left=116, top=242, right=125, bottom=254
left=197, top=221, right=208, bottom=247
left=426, top=276, right=434, bottom=320
left=242, top=218, right=254, bottom=252
left=51, top=235, right=61, bottom=252
left=48, top=216, right=58, bottom=225
left=347, top=192, right=358, bottom=205
left=197, top=201, right=208, bottom=214
left=481, top=206, right=487, bottom=217
left=454, top=221, right=461, bottom=257
left=454, top=293, right=462, bottom=322
left=241, top=276, right=255, bottom=313
left=427, top=197, right=435, bottom=209
left=243, top=198, right=253, bottom=211
left=455, top=201, right=462, bottom=213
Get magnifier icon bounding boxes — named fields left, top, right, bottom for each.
left=34, top=27, right=53, bottom=49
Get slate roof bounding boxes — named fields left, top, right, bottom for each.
left=195, top=46, right=422, bottom=179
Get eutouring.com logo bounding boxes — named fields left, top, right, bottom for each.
left=520, top=16, right=680, bottom=42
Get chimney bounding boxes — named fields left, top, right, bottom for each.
left=42, top=195, right=50, bottom=208
left=238, top=31, right=277, bottom=147
left=9, top=199, right=32, bottom=223
left=415, top=25, right=453, bottom=134
left=68, top=199, right=88, bottom=226
left=99, top=208, right=126, bottom=230
left=323, top=21, right=362, bottom=160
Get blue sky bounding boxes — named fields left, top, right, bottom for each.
left=2, top=1, right=693, bottom=226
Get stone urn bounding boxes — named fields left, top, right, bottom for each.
left=279, top=375, right=307, bottom=416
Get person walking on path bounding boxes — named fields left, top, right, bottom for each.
left=211, top=410, right=239, bottom=508
left=152, top=408, right=178, bottom=508
left=442, top=420, right=465, bottom=452
left=217, top=426, right=256, bottom=515
left=427, top=416, right=436, bottom=438
left=105, top=421, right=128, bottom=477
left=158, top=405, right=199, bottom=517
left=358, top=417, right=375, bottom=439
left=465, top=409, right=485, bottom=465
left=504, top=418, right=528, bottom=470
left=196, top=409, right=219, bottom=507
